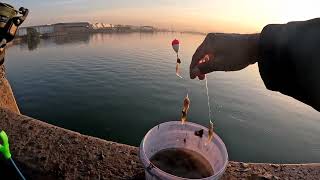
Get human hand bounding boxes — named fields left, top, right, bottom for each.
left=190, top=33, right=260, bottom=80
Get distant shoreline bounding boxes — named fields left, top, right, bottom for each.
left=16, top=22, right=206, bottom=39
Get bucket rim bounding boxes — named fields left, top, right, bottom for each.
left=139, top=121, right=229, bottom=180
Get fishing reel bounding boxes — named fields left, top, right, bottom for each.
left=0, top=2, right=28, bottom=64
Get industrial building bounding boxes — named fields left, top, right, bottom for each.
left=140, top=26, right=155, bottom=32
left=54, top=22, right=90, bottom=35
left=17, top=24, right=54, bottom=36
left=91, top=23, right=113, bottom=29
left=17, top=22, right=91, bottom=37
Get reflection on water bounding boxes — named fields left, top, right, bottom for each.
left=54, top=34, right=90, bottom=45
left=17, top=33, right=91, bottom=51
left=5, top=33, right=320, bottom=163
left=15, top=35, right=41, bottom=51
left=26, top=38, right=40, bottom=51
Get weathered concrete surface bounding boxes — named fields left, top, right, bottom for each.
left=0, top=108, right=319, bottom=179
left=224, top=162, right=320, bottom=180
left=0, top=108, right=144, bottom=179
left=0, top=65, right=20, bottom=114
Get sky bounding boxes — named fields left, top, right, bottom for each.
left=4, top=0, right=320, bottom=33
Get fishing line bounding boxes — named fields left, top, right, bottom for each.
left=171, top=39, right=215, bottom=145
left=176, top=74, right=191, bottom=95
left=9, top=158, right=26, bottom=180
left=205, top=75, right=213, bottom=124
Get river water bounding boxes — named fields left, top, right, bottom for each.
left=5, top=33, right=320, bottom=163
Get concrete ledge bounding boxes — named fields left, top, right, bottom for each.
left=0, top=108, right=144, bottom=179
left=0, top=108, right=319, bottom=180
left=0, top=73, right=20, bottom=114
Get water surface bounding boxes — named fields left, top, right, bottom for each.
left=6, top=33, right=320, bottom=163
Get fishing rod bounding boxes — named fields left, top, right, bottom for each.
left=0, top=130, right=26, bottom=180
left=0, top=2, right=28, bottom=179
left=0, top=2, right=29, bottom=64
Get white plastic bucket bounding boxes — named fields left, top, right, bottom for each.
left=139, top=121, right=229, bottom=180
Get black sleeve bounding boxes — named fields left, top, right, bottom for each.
left=258, top=18, right=320, bottom=111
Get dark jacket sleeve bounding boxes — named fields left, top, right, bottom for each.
left=258, top=18, right=320, bottom=111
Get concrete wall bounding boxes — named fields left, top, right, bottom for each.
left=0, top=65, right=20, bottom=114
left=0, top=108, right=145, bottom=179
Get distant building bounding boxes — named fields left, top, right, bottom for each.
left=91, top=23, right=113, bottom=29
left=34, top=25, right=54, bottom=35
left=54, top=22, right=91, bottom=35
left=129, top=25, right=141, bottom=31
left=140, top=26, right=155, bottom=32
left=102, top=23, right=113, bottom=29
left=17, top=27, right=27, bottom=36
left=114, top=25, right=132, bottom=32
left=17, top=25, right=54, bottom=36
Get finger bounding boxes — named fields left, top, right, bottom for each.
left=190, top=54, right=213, bottom=79
left=190, top=66, right=201, bottom=79
left=198, top=74, right=205, bottom=80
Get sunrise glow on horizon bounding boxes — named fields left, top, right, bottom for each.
left=5, top=0, right=320, bottom=33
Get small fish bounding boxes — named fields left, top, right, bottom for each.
left=206, top=121, right=214, bottom=145
left=176, top=63, right=182, bottom=78
left=181, top=94, right=190, bottom=124
left=183, top=94, right=190, bottom=113
left=181, top=110, right=187, bottom=124
left=175, top=58, right=182, bottom=78
left=175, top=59, right=183, bottom=79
